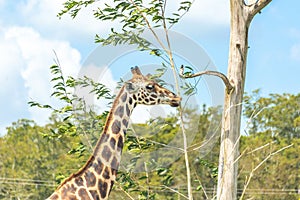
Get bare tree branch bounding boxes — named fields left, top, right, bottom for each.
left=239, top=143, right=294, bottom=200
left=247, top=0, right=272, bottom=17
left=162, top=185, right=189, bottom=199
left=179, top=65, right=234, bottom=94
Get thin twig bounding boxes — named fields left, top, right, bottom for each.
left=145, top=138, right=184, bottom=151
left=194, top=171, right=209, bottom=199
left=160, top=0, right=180, bottom=95
left=233, top=147, right=248, bottom=165
left=179, top=110, right=193, bottom=200
left=188, top=117, right=222, bottom=152
left=246, top=141, right=276, bottom=155
left=114, top=181, right=135, bottom=200
left=160, top=3, right=192, bottom=200
left=239, top=143, right=294, bottom=200
left=127, top=0, right=168, bottom=52
left=162, top=185, right=189, bottom=199
left=144, top=162, right=151, bottom=198
left=179, top=65, right=234, bottom=94
left=168, top=0, right=196, bottom=30
left=125, top=2, right=192, bottom=199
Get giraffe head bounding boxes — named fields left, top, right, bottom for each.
left=125, top=66, right=181, bottom=107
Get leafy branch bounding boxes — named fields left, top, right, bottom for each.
left=57, top=0, right=196, bottom=199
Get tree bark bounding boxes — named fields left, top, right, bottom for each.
left=217, top=0, right=272, bottom=199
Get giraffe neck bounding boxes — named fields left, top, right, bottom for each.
left=47, top=86, right=137, bottom=200
left=94, top=85, right=135, bottom=172
left=89, top=85, right=136, bottom=198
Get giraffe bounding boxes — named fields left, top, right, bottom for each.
left=47, top=66, right=181, bottom=200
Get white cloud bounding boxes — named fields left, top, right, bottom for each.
left=290, top=43, right=300, bottom=62
left=180, top=0, right=230, bottom=26
left=4, top=26, right=81, bottom=125
left=15, top=0, right=229, bottom=43
left=17, top=0, right=113, bottom=40
left=0, top=27, right=29, bottom=136
left=0, top=32, right=23, bottom=87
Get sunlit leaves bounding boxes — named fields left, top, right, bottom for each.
left=243, top=90, right=300, bottom=139
left=58, top=0, right=193, bottom=61
left=58, top=0, right=95, bottom=18
left=95, top=29, right=151, bottom=50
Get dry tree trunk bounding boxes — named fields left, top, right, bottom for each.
left=217, top=0, right=272, bottom=199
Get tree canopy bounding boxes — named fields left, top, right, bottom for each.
left=1, top=88, right=299, bottom=199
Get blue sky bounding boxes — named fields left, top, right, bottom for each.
left=0, top=0, right=299, bottom=135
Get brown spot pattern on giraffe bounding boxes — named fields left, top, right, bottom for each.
left=121, top=92, right=127, bottom=102
left=111, top=156, right=119, bottom=170
left=75, top=177, right=84, bottom=186
left=109, top=137, right=116, bottom=149
left=122, top=118, right=128, bottom=127
left=99, top=133, right=109, bottom=144
left=111, top=120, right=121, bottom=134
left=117, top=136, right=123, bottom=152
left=85, top=170, right=96, bottom=187
left=93, top=158, right=104, bottom=175
left=78, top=188, right=91, bottom=199
left=126, top=104, right=130, bottom=116
left=114, top=105, right=124, bottom=118
left=61, top=184, right=76, bottom=199
left=132, top=94, right=137, bottom=100
left=129, top=97, right=133, bottom=105
left=98, top=179, right=108, bottom=199
left=89, top=190, right=100, bottom=200
left=108, top=180, right=114, bottom=195
left=102, top=166, right=110, bottom=179
left=102, top=145, right=112, bottom=162
left=46, top=67, right=181, bottom=200
left=49, top=194, right=59, bottom=200
left=151, top=94, right=157, bottom=98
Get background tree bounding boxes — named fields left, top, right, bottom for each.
left=1, top=85, right=299, bottom=199
left=243, top=90, right=300, bottom=139
left=238, top=90, right=299, bottom=199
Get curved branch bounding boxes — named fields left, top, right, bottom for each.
left=247, top=0, right=272, bottom=17
left=179, top=65, right=234, bottom=94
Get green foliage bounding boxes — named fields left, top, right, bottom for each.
left=2, top=91, right=299, bottom=199
left=244, top=90, right=300, bottom=139
left=240, top=90, right=300, bottom=199
left=29, top=64, right=111, bottom=111
left=58, top=0, right=193, bottom=67
left=238, top=134, right=300, bottom=200
left=110, top=106, right=222, bottom=199
left=58, top=0, right=95, bottom=18
left=28, top=63, right=112, bottom=176
left=0, top=119, right=76, bottom=199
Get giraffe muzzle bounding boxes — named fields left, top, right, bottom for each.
left=169, top=96, right=181, bottom=107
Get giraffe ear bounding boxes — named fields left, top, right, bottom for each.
left=131, top=66, right=142, bottom=76
left=125, top=81, right=137, bottom=93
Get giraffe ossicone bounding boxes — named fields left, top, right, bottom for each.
left=47, top=66, right=181, bottom=200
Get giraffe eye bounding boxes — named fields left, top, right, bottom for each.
left=146, top=84, right=154, bottom=91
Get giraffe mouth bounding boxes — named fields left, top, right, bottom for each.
left=169, top=97, right=181, bottom=107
